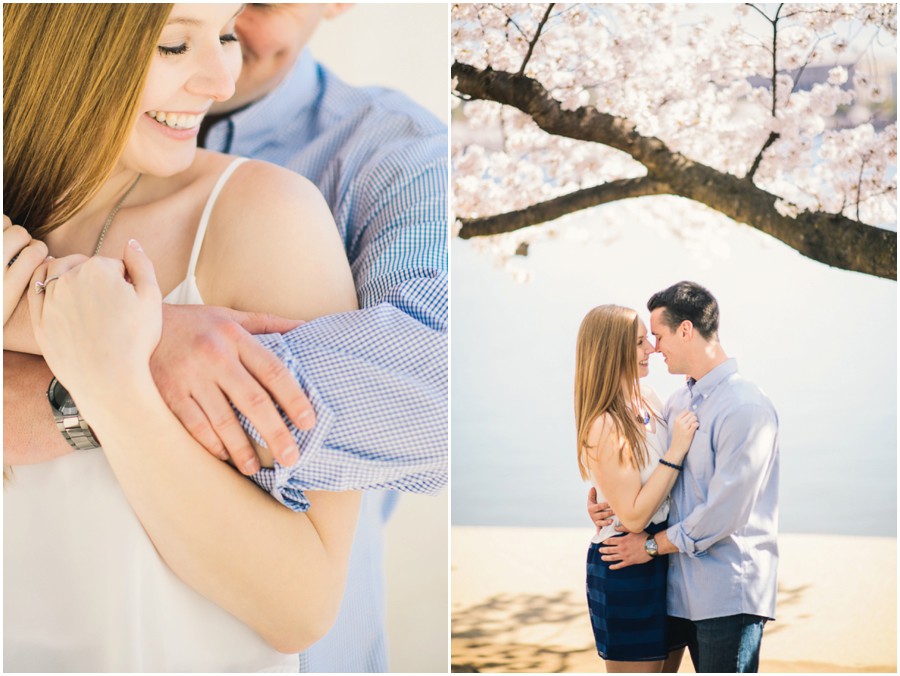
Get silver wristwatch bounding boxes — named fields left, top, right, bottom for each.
left=48, top=377, right=101, bottom=450
left=644, top=534, right=659, bottom=558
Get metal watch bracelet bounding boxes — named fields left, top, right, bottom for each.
left=48, top=377, right=101, bottom=451
left=55, top=414, right=101, bottom=450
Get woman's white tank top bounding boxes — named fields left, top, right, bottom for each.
left=4, top=158, right=298, bottom=672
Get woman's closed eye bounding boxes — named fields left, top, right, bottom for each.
left=158, top=34, right=239, bottom=57
left=158, top=43, right=188, bottom=56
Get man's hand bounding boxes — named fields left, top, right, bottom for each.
left=151, top=304, right=313, bottom=475
left=599, top=530, right=652, bottom=570
left=587, top=486, right=615, bottom=529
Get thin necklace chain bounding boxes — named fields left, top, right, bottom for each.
left=92, top=173, right=142, bottom=256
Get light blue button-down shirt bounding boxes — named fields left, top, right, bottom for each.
left=202, top=51, right=448, bottom=672
left=664, top=359, right=779, bottom=622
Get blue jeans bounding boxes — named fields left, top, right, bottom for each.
left=669, top=614, right=767, bottom=672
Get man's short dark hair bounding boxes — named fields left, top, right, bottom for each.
left=647, top=281, right=719, bottom=341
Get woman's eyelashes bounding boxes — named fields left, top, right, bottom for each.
left=157, top=33, right=239, bottom=57
left=158, top=43, right=188, bottom=56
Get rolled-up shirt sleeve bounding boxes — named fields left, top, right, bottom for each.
left=667, top=403, right=779, bottom=556
left=239, top=304, right=448, bottom=512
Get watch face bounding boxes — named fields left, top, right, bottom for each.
left=50, top=380, right=79, bottom=416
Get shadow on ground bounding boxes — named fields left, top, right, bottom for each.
left=451, top=589, right=595, bottom=673
left=449, top=582, right=887, bottom=673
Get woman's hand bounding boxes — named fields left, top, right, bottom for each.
left=4, top=214, right=48, bottom=327
left=669, top=410, right=699, bottom=459
left=28, top=240, right=162, bottom=411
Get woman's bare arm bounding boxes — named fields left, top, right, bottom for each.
left=585, top=411, right=696, bottom=533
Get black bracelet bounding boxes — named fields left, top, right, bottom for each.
left=659, top=458, right=683, bottom=471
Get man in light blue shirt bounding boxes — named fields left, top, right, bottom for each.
left=598, top=282, right=779, bottom=673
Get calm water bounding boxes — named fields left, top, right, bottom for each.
left=451, top=200, right=897, bottom=537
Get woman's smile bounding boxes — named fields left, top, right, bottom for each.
left=146, top=110, right=207, bottom=130
left=140, top=110, right=204, bottom=141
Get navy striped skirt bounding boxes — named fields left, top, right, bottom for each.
left=585, top=521, right=682, bottom=662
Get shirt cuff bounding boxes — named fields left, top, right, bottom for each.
left=666, top=523, right=707, bottom=558
left=239, top=332, right=336, bottom=513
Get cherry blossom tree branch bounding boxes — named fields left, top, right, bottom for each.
left=518, top=4, right=555, bottom=76
left=747, top=131, right=780, bottom=181
left=856, top=157, right=867, bottom=223
left=452, top=61, right=897, bottom=280
left=747, top=3, right=783, bottom=181
left=458, top=177, right=670, bottom=238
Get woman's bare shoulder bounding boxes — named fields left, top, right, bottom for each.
left=196, top=152, right=326, bottom=217
left=584, top=412, right=641, bottom=475
left=193, top=153, right=356, bottom=319
left=587, top=413, right=620, bottom=450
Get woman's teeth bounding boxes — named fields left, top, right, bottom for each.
left=148, top=111, right=203, bottom=130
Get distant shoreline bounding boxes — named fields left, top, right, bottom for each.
left=452, top=527, right=897, bottom=673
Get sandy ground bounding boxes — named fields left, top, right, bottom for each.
left=451, top=527, right=896, bottom=673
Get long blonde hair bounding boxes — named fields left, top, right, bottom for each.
left=575, top=305, right=650, bottom=479
left=3, top=3, right=173, bottom=238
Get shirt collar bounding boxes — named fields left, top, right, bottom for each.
left=212, top=49, right=321, bottom=151
left=687, top=358, right=738, bottom=399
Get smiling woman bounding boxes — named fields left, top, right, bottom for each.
left=3, top=4, right=171, bottom=239
left=3, top=3, right=362, bottom=671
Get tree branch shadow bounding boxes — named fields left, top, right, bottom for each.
left=452, top=589, right=595, bottom=672
left=451, top=583, right=813, bottom=671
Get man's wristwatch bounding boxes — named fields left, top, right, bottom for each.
left=644, top=534, right=659, bottom=558
left=48, top=377, right=101, bottom=450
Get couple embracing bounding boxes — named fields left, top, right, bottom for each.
left=575, top=281, right=779, bottom=673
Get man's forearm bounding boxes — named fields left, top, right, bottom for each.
left=654, top=529, right=678, bottom=556
left=3, top=351, right=73, bottom=465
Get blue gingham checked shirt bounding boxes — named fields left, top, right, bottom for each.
left=201, top=51, right=447, bottom=671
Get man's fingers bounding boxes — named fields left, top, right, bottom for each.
left=220, top=364, right=300, bottom=467
left=168, top=393, right=229, bottom=461
left=237, top=331, right=315, bottom=431
left=193, top=386, right=261, bottom=475
left=229, top=309, right=304, bottom=336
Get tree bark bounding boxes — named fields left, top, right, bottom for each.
left=453, top=61, right=897, bottom=281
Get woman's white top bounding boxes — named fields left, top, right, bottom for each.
left=588, top=399, right=670, bottom=545
left=4, top=158, right=298, bottom=672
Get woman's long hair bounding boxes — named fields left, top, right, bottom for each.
left=575, top=305, right=650, bottom=479
left=3, top=3, right=173, bottom=238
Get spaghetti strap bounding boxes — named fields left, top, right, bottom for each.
left=184, top=157, right=249, bottom=279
